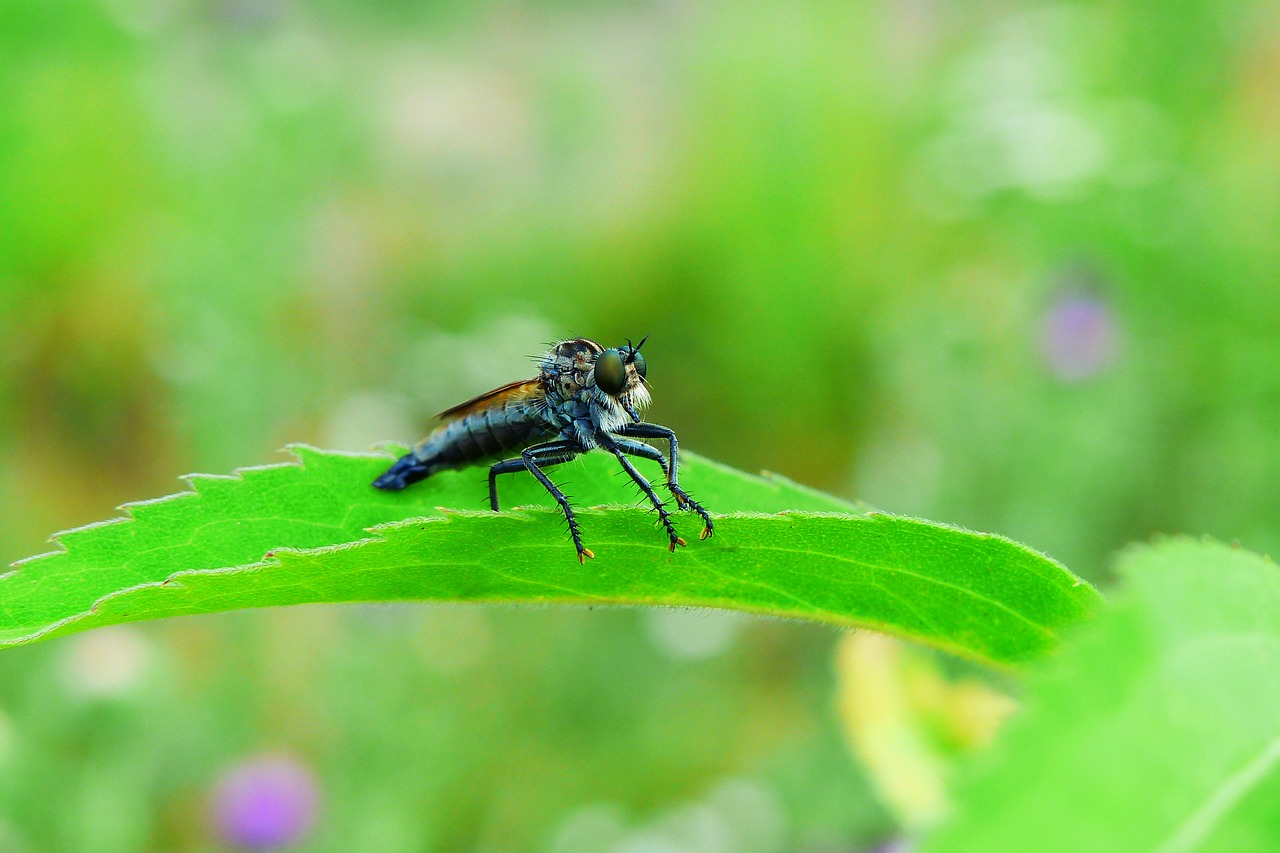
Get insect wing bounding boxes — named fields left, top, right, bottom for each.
left=435, top=378, right=544, bottom=421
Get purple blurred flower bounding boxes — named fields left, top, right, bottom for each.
left=211, top=755, right=319, bottom=850
left=1041, top=292, right=1119, bottom=381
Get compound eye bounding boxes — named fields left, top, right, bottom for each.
left=594, top=349, right=626, bottom=396
left=630, top=350, right=647, bottom=379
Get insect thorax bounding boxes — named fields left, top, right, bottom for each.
left=540, top=339, right=602, bottom=401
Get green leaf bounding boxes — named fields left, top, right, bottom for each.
left=925, top=539, right=1280, bottom=852
left=2, top=446, right=1098, bottom=667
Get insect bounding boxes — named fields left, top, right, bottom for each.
left=372, top=337, right=714, bottom=562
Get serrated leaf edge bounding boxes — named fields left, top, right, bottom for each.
left=2, top=509, right=1097, bottom=660
left=7, top=445, right=389, bottom=572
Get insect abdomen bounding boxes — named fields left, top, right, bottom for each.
left=432, top=408, right=549, bottom=466
left=372, top=405, right=553, bottom=492
left=371, top=451, right=434, bottom=491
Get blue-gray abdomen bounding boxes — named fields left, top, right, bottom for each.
left=372, top=403, right=554, bottom=491
left=419, top=406, right=553, bottom=469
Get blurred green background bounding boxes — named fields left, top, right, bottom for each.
left=1, top=0, right=1278, bottom=849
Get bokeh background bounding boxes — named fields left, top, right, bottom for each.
left=2, top=0, right=1278, bottom=849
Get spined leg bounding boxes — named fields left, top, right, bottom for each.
left=612, top=438, right=670, bottom=478
left=488, top=441, right=592, bottom=562
left=597, top=434, right=686, bottom=552
left=615, top=424, right=714, bottom=539
left=488, top=440, right=579, bottom=511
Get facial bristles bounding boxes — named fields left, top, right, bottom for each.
left=630, top=381, right=651, bottom=410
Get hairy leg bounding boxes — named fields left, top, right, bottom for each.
left=597, top=433, right=686, bottom=551
left=487, top=440, right=580, bottom=511
left=615, top=424, right=714, bottom=539
left=488, top=440, right=592, bottom=562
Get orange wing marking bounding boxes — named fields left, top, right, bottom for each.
left=435, top=379, right=544, bottom=422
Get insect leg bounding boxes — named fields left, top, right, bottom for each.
left=615, top=424, right=714, bottom=539
left=487, top=440, right=579, bottom=511
left=597, top=434, right=686, bottom=552
left=612, top=438, right=670, bottom=479
left=489, top=440, right=593, bottom=562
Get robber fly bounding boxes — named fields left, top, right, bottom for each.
left=372, top=337, right=714, bottom=562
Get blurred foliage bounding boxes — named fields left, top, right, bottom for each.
left=926, top=539, right=1280, bottom=852
left=836, top=632, right=1017, bottom=832
left=1, top=0, right=1277, bottom=848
